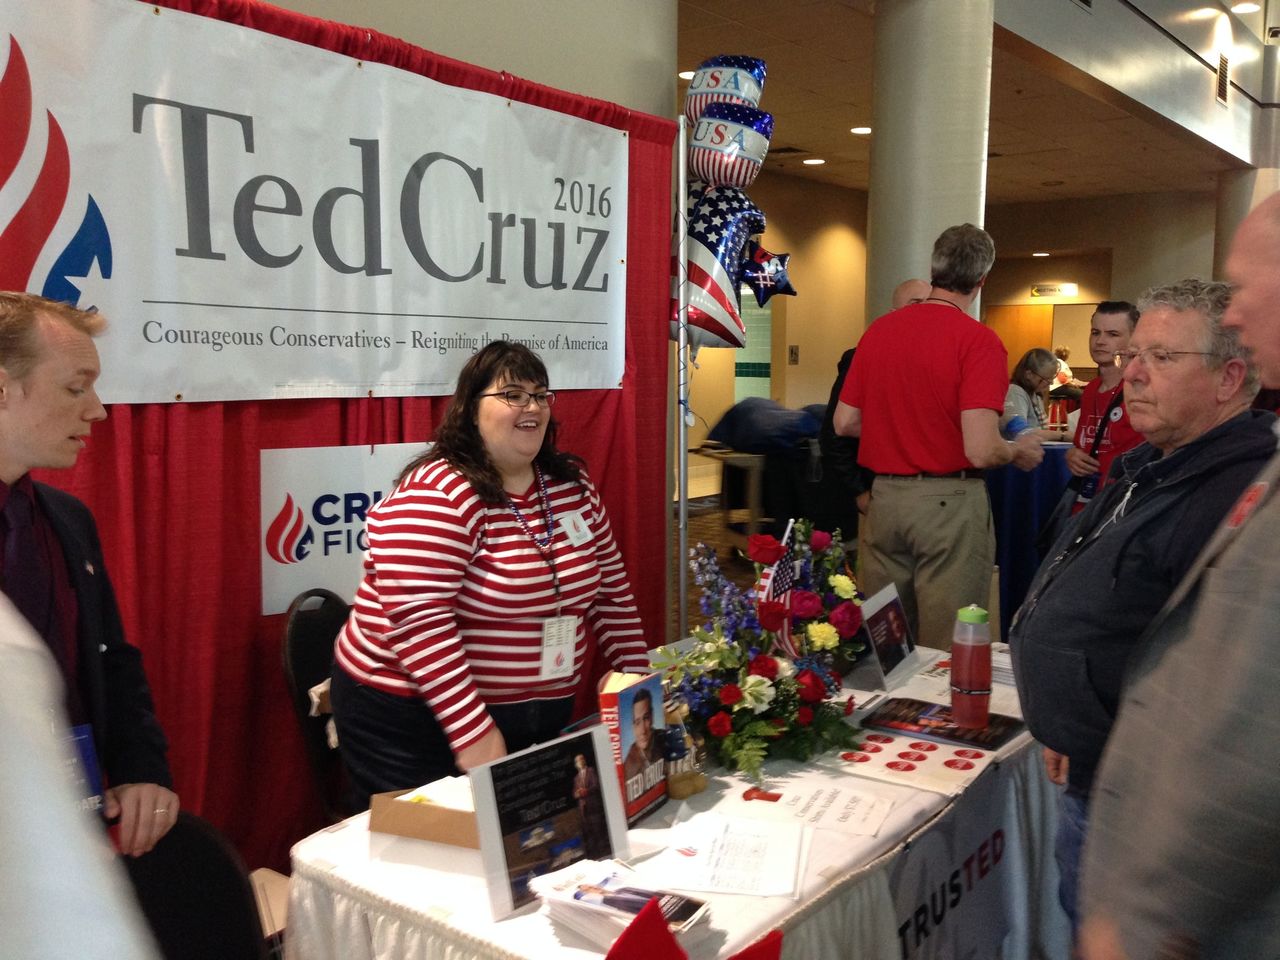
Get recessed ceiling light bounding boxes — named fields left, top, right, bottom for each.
left=802, top=158, right=826, bottom=165
left=1032, top=252, right=1051, bottom=257
left=677, top=70, right=695, bottom=80
left=850, top=126, right=872, bottom=135
left=1231, top=2, right=1261, bottom=13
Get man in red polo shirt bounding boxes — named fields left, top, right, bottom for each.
left=834, top=224, right=1042, bottom=649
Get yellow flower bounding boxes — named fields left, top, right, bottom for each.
left=828, top=574, right=855, bottom=599
left=807, top=622, right=839, bottom=651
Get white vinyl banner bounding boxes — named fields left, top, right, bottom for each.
left=3, top=0, right=629, bottom=403
left=260, top=442, right=420, bottom=615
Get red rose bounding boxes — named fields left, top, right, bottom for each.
left=797, top=706, right=814, bottom=726
left=830, top=601, right=864, bottom=638
left=747, top=534, right=786, bottom=565
left=791, top=590, right=823, bottom=620
left=796, top=669, right=826, bottom=703
left=770, top=717, right=787, bottom=728
left=809, top=530, right=832, bottom=552
left=757, top=600, right=787, bottom=632
left=748, top=655, right=779, bottom=680
left=707, top=711, right=733, bottom=737
left=844, top=696, right=856, bottom=716
left=719, top=683, right=743, bottom=706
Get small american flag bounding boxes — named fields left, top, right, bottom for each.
left=757, top=520, right=799, bottom=655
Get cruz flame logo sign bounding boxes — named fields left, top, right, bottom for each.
left=0, top=36, right=113, bottom=302
left=264, top=494, right=314, bottom=565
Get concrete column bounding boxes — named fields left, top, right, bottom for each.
left=1215, top=168, right=1280, bottom=278
left=865, top=0, right=995, bottom=324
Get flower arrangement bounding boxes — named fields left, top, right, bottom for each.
left=654, top=519, right=865, bottom=782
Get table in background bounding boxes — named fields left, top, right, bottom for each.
left=986, top=443, right=1072, bottom=640
left=287, top=664, right=1068, bottom=960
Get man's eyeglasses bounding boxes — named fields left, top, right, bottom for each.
left=1114, top=348, right=1216, bottom=369
left=481, top=388, right=556, bottom=408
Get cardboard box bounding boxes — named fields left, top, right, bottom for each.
left=368, top=790, right=480, bottom=848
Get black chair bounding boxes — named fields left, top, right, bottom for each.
left=123, top=812, right=268, bottom=960
left=282, top=587, right=355, bottom=821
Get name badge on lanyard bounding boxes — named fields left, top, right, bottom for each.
left=559, top=509, right=593, bottom=547
left=539, top=615, right=579, bottom=680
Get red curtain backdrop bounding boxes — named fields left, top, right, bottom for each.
left=33, top=0, right=674, bottom=869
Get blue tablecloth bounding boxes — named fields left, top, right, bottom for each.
left=986, top=444, right=1072, bottom=639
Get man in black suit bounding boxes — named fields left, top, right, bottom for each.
left=0, top=292, right=176, bottom=857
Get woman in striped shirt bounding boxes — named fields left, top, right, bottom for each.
left=331, top=341, right=650, bottom=804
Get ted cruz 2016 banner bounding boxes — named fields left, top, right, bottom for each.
left=260, top=442, right=421, bottom=615
left=2, top=0, right=628, bottom=403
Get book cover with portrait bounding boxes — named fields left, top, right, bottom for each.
left=598, top=671, right=668, bottom=824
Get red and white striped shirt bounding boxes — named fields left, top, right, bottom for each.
left=335, top=460, right=649, bottom=751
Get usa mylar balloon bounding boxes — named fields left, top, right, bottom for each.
left=683, top=55, right=766, bottom=127
left=671, top=186, right=766, bottom=350
left=689, top=102, right=774, bottom=189
left=741, top=240, right=796, bottom=307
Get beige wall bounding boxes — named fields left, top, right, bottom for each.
left=985, top=192, right=1216, bottom=302
left=984, top=253, right=1111, bottom=307
left=748, top=171, right=870, bottom=408
left=268, top=0, right=678, bottom=117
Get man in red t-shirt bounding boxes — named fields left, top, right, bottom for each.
left=834, top=224, right=1043, bottom=649
left=1066, top=302, right=1144, bottom=512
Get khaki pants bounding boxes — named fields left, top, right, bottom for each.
left=860, top=476, right=995, bottom=651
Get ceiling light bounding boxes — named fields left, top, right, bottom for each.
left=850, top=126, right=872, bottom=135
left=802, top=158, right=826, bottom=165
left=677, top=70, right=695, bottom=80
left=1231, top=2, right=1261, bottom=13
left=1032, top=252, right=1050, bottom=257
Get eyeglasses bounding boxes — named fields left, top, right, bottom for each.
left=1114, top=348, right=1216, bottom=369
left=480, top=388, right=556, bottom=408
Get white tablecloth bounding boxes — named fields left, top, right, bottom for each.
left=287, top=671, right=1069, bottom=960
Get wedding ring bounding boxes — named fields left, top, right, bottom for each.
left=153, top=807, right=166, bottom=816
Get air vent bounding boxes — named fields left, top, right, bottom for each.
left=769, top=147, right=808, bottom=157
left=1217, top=53, right=1229, bottom=104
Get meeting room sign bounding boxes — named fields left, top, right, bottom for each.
left=2, top=0, right=629, bottom=403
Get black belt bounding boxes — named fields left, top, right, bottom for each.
left=876, top=470, right=984, bottom=480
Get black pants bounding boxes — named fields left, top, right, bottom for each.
left=330, top=665, right=575, bottom=808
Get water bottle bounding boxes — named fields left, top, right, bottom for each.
left=950, top=605, right=991, bottom=729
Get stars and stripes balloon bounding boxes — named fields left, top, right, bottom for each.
left=742, top=240, right=796, bottom=307
left=674, top=53, right=797, bottom=351
left=689, top=103, right=774, bottom=189
left=683, top=55, right=767, bottom=126
left=671, top=186, right=765, bottom=350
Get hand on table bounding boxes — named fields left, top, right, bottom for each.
left=455, top=726, right=507, bottom=771
left=1042, top=747, right=1069, bottom=785
left=106, top=782, right=179, bottom=857
left=1065, top=446, right=1100, bottom=478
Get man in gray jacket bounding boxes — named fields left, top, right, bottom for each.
left=1079, top=197, right=1280, bottom=959
left=1010, top=278, right=1272, bottom=934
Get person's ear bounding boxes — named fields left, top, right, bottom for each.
left=1218, top=357, right=1248, bottom=402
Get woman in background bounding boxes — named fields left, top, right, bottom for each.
left=1001, top=348, right=1066, bottom=440
left=331, top=341, right=650, bottom=804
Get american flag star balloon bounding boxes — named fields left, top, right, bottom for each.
left=670, top=185, right=765, bottom=350
left=742, top=239, right=796, bottom=307
left=689, top=102, right=774, bottom=189
left=683, top=54, right=766, bottom=127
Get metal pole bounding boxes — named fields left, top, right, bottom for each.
left=676, top=115, right=690, bottom=640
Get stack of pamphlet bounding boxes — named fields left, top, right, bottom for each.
left=991, top=642, right=1015, bottom=687
left=529, top=860, right=710, bottom=950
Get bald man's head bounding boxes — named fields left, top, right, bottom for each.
left=1224, top=192, right=1280, bottom=387
left=892, top=278, right=931, bottom=310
